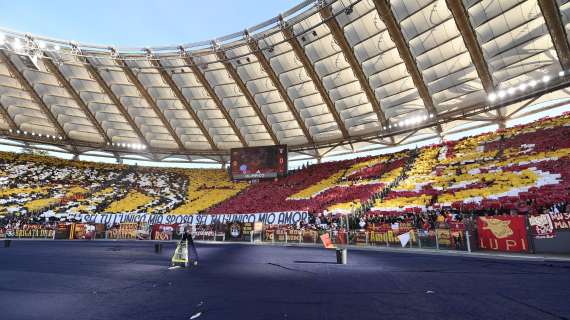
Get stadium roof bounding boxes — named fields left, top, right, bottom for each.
left=1, top=0, right=570, bottom=165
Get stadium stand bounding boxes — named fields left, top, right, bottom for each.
left=0, top=114, right=570, bottom=220
left=208, top=152, right=409, bottom=214
left=170, top=169, right=249, bottom=214
left=0, top=153, right=273, bottom=217
left=4, top=1, right=570, bottom=318
left=370, top=113, right=570, bottom=217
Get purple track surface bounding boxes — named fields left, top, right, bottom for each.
left=1, top=241, right=569, bottom=320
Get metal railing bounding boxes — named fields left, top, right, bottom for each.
left=1, top=226, right=475, bottom=254
left=251, top=228, right=473, bottom=253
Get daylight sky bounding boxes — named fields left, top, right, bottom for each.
left=0, top=0, right=297, bottom=47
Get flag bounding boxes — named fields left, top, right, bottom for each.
left=398, top=231, right=410, bottom=247
left=320, top=233, right=335, bottom=249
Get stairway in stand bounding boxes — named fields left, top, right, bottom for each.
left=355, top=148, right=419, bottom=216
left=493, top=133, right=506, bottom=161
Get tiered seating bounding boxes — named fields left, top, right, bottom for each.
left=368, top=146, right=439, bottom=215
left=104, top=191, right=156, bottom=213
left=208, top=153, right=409, bottom=214
left=394, top=146, right=440, bottom=192
left=63, top=187, right=114, bottom=214
left=344, top=155, right=391, bottom=181
left=171, top=169, right=249, bottom=214
left=345, top=154, right=407, bottom=181
left=372, top=192, right=432, bottom=214
left=209, top=161, right=350, bottom=214
left=2, top=113, right=570, bottom=218
left=0, top=152, right=241, bottom=216
left=369, top=113, right=570, bottom=215
left=24, top=198, right=59, bottom=212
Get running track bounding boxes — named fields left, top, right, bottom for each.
left=0, top=241, right=569, bottom=320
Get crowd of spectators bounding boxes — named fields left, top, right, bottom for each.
left=0, top=152, right=192, bottom=218
left=2, top=113, right=570, bottom=234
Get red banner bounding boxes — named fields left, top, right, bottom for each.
left=477, top=216, right=528, bottom=252
left=152, top=224, right=175, bottom=240
left=320, top=233, right=335, bottom=249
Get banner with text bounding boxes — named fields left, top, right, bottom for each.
left=477, top=216, right=528, bottom=252
left=549, top=212, right=570, bottom=230
left=529, top=214, right=556, bottom=239
left=7, top=228, right=54, bottom=239
left=64, top=211, right=309, bottom=226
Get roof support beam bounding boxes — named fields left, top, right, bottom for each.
left=446, top=0, right=504, bottom=123
left=152, top=59, right=218, bottom=150
left=371, top=0, right=442, bottom=133
left=395, top=130, right=419, bottom=145
left=291, top=71, right=570, bottom=151
left=43, top=58, right=112, bottom=145
left=377, top=138, right=396, bottom=146
left=538, top=0, right=570, bottom=70
left=83, top=60, right=151, bottom=148
left=0, top=74, right=568, bottom=158
left=505, top=95, right=542, bottom=119
left=463, top=115, right=497, bottom=122
left=117, top=59, right=185, bottom=151
left=321, top=7, right=388, bottom=128
left=216, top=50, right=279, bottom=144
left=0, top=100, right=18, bottom=132
left=320, top=142, right=343, bottom=157
left=282, top=27, right=350, bottom=139
left=446, top=0, right=495, bottom=93
left=508, top=98, right=568, bottom=120
left=184, top=56, right=248, bottom=147
left=496, top=119, right=506, bottom=129
left=248, top=38, right=314, bottom=145
left=293, top=149, right=318, bottom=158
left=495, top=108, right=506, bottom=124
left=0, top=50, right=69, bottom=141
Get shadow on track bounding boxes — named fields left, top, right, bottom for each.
left=293, top=260, right=336, bottom=264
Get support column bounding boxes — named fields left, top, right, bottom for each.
left=497, top=119, right=506, bottom=130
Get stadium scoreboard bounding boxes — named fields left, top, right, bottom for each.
left=230, top=145, right=287, bottom=180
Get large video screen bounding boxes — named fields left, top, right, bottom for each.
left=230, top=145, right=287, bottom=180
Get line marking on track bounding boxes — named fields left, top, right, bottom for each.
left=497, top=293, right=570, bottom=320
left=267, top=262, right=317, bottom=275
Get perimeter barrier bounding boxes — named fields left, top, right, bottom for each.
left=2, top=213, right=570, bottom=254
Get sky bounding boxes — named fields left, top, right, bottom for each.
left=0, top=0, right=298, bottom=47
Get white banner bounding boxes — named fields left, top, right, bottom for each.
left=62, top=211, right=309, bottom=226
left=529, top=213, right=556, bottom=239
